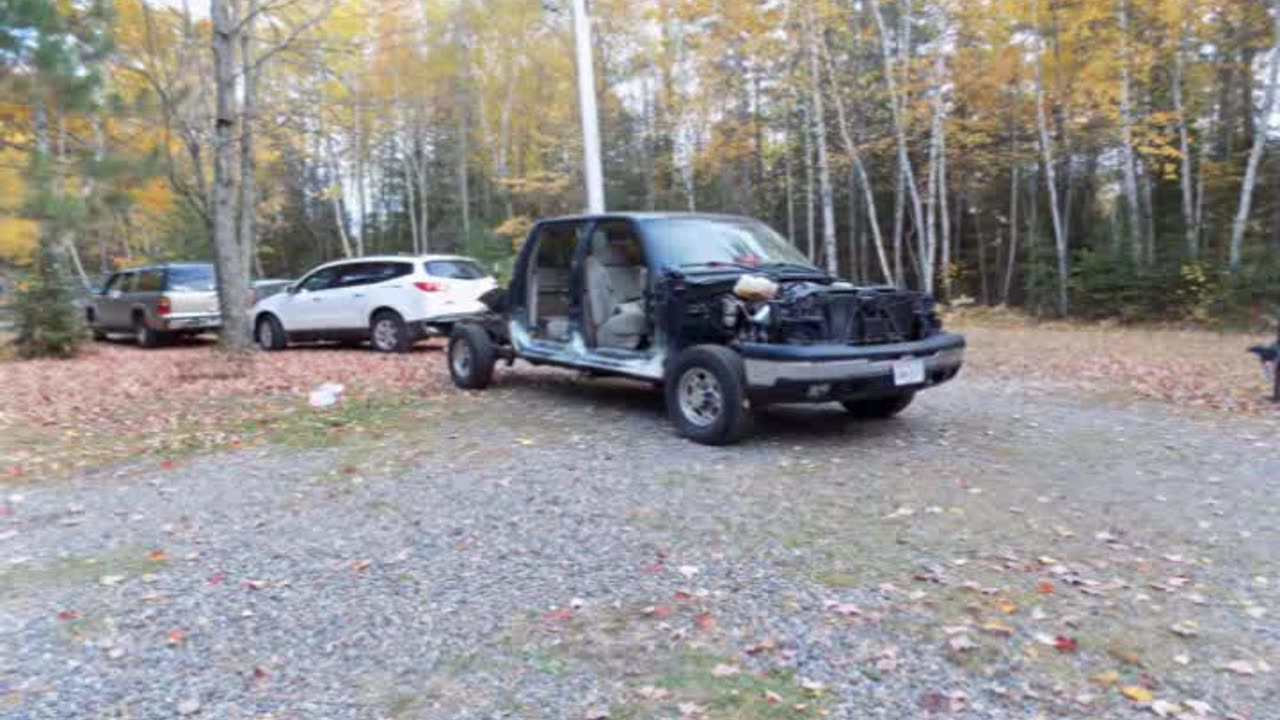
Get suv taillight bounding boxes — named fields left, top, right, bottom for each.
left=414, top=281, right=447, bottom=292
left=157, top=296, right=172, bottom=315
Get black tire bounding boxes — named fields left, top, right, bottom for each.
left=448, top=324, right=497, bottom=390
left=842, top=393, right=915, bottom=420
left=369, top=310, right=409, bottom=353
left=134, top=316, right=163, bottom=348
left=256, top=314, right=287, bottom=351
left=665, top=345, right=752, bottom=446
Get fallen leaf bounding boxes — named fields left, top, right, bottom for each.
left=827, top=602, right=862, bottom=617
left=1053, top=636, right=1079, bottom=653
left=351, top=559, right=371, bottom=572
left=207, top=572, right=227, bottom=586
left=642, top=605, right=673, bottom=619
left=98, top=575, right=125, bottom=587
left=996, top=597, right=1018, bottom=614
left=1169, top=621, right=1199, bottom=638
left=676, top=565, right=699, bottom=579
left=694, top=611, right=716, bottom=632
left=634, top=686, right=672, bottom=701
left=1092, top=671, right=1121, bottom=688
left=1121, top=686, right=1153, bottom=703
left=1150, top=700, right=1182, bottom=718
left=710, top=663, right=740, bottom=678
left=56, top=610, right=80, bottom=621
left=982, top=620, right=1015, bottom=637
left=1221, top=660, right=1257, bottom=675
left=947, top=635, right=977, bottom=652
left=1036, top=581, right=1055, bottom=595
left=177, top=698, right=201, bottom=716
left=763, top=690, right=782, bottom=704
left=516, top=438, right=535, bottom=446
left=147, top=549, right=167, bottom=562
left=542, top=608, right=573, bottom=622
left=677, top=701, right=704, bottom=718
left=799, top=679, right=826, bottom=695
left=167, top=629, right=186, bottom=645
left=1173, top=653, right=1191, bottom=666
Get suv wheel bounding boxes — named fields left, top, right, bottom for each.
left=134, top=317, right=163, bottom=348
left=256, top=314, right=286, bottom=351
left=448, top=324, right=496, bottom=390
left=370, top=310, right=409, bottom=353
left=665, top=345, right=752, bottom=445
left=842, top=393, right=915, bottom=420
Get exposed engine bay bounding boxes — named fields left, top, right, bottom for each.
left=673, top=273, right=942, bottom=347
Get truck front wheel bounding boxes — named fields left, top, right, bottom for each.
left=665, top=345, right=752, bottom=445
left=448, top=324, right=497, bottom=390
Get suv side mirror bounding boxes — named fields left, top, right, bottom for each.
left=287, top=283, right=300, bottom=294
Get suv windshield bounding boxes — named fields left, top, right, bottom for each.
left=642, top=217, right=819, bottom=273
left=166, top=265, right=216, bottom=292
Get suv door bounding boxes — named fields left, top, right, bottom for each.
left=98, top=272, right=136, bottom=329
left=329, top=261, right=414, bottom=329
left=282, top=264, right=344, bottom=332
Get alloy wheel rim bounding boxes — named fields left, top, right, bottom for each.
left=374, top=320, right=398, bottom=350
left=678, top=367, right=723, bottom=427
left=452, top=339, right=473, bottom=376
left=259, top=322, right=273, bottom=347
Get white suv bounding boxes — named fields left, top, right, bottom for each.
left=251, top=255, right=498, bottom=352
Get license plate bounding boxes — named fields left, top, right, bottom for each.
left=892, top=359, right=926, bottom=386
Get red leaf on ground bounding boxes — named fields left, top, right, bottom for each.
left=673, top=590, right=695, bottom=603
left=56, top=610, right=80, bottom=621
left=1054, top=636, right=1079, bottom=653
left=642, top=561, right=665, bottom=575
left=160, top=459, right=176, bottom=471
left=1037, top=581, right=1055, bottom=595
left=694, top=611, right=716, bottom=632
left=542, top=608, right=573, bottom=622
left=168, top=629, right=187, bottom=645
left=207, top=572, right=227, bottom=586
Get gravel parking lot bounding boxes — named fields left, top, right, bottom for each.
left=2, top=354, right=1279, bottom=719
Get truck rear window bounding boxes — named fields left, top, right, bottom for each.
left=166, top=266, right=216, bottom=292
left=425, top=260, right=486, bottom=279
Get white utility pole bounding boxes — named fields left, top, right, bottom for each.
left=571, top=0, right=606, bottom=213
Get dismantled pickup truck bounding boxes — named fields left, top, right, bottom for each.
left=446, top=212, right=965, bottom=445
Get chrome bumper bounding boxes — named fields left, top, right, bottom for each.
left=744, top=348, right=965, bottom=388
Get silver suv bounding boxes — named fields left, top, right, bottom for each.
left=88, top=263, right=221, bottom=347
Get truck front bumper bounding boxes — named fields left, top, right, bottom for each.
left=737, top=332, right=966, bottom=403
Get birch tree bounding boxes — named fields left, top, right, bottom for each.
left=1229, top=2, right=1280, bottom=273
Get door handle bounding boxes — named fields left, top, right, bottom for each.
left=352, top=293, right=365, bottom=298
left=311, top=297, right=323, bottom=302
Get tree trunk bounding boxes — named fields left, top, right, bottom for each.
left=1229, top=8, right=1280, bottom=273
left=820, top=32, right=891, bottom=282
left=1034, top=0, right=1069, bottom=314
left=871, top=0, right=927, bottom=285
left=211, top=0, right=252, bottom=351
left=801, top=98, right=815, bottom=259
left=1173, top=16, right=1198, bottom=260
left=1117, top=0, right=1145, bottom=266
left=1003, top=165, right=1020, bottom=304
left=239, top=0, right=257, bottom=278
left=805, top=2, right=838, bottom=275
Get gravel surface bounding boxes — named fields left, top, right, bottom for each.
left=2, top=369, right=1278, bottom=719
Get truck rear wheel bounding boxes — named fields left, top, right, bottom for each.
left=665, top=345, right=752, bottom=445
left=448, top=324, right=497, bottom=390
left=842, top=393, right=914, bottom=420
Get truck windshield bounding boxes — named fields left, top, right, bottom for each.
left=641, top=217, right=819, bottom=273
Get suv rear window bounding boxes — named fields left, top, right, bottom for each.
left=425, top=260, right=486, bottom=280
left=166, top=265, right=216, bottom=292
left=137, top=270, right=165, bottom=292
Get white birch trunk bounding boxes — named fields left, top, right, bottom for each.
left=1173, top=19, right=1198, bottom=260
left=1034, top=0, right=1069, bottom=314
left=1229, top=7, right=1280, bottom=272
left=805, top=3, right=839, bottom=275
left=1117, top=0, right=1145, bottom=265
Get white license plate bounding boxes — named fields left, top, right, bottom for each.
left=892, top=359, right=926, bottom=386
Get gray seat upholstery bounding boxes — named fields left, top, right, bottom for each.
left=586, top=235, right=647, bottom=348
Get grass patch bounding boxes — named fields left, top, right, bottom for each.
left=0, top=545, right=158, bottom=597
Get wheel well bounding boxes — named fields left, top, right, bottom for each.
left=131, top=308, right=145, bottom=323
left=369, top=307, right=402, bottom=325
left=254, top=311, right=277, bottom=329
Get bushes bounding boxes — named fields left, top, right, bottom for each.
left=1068, top=248, right=1280, bottom=327
left=10, top=242, right=83, bottom=359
